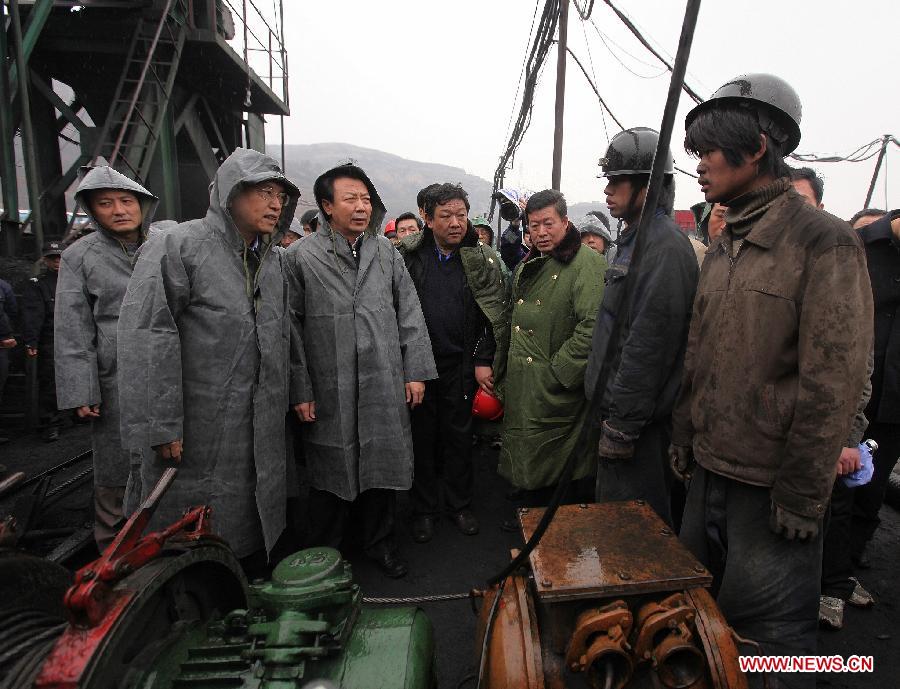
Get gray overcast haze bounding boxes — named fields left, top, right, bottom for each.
left=267, top=1, right=898, bottom=220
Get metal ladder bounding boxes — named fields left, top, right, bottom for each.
left=90, top=0, right=187, bottom=183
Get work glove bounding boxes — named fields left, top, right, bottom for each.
left=669, top=444, right=695, bottom=483
left=769, top=501, right=820, bottom=541
left=597, top=420, right=636, bottom=461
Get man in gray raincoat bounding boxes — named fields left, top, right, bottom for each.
left=55, top=166, right=158, bottom=548
left=285, top=163, right=436, bottom=579
left=117, top=148, right=299, bottom=569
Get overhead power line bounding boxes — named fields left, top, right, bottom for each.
left=490, top=0, right=560, bottom=219
left=600, top=0, right=704, bottom=104
left=564, top=44, right=698, bottom=179
left=572, top=0, right=595, bottom=20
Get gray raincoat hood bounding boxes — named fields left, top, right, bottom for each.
left=208, top=147, right=300, bottom=250
left=74, top=166, right=159, bottom=238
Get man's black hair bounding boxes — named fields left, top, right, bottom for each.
left=423, top=183, right=470, bottom=218
left=416, top=183, right=442, bottom=211
left=313, top=164, right=383, bottom=219
left=395, top=211, right=423, bottom=230
left=684, top=104, right=791, bottom=179
left=525, top=189, right=567, bottom=220
left=789, top=166, right=825, bottom=204
left=849, top=208, right=886, bottom=227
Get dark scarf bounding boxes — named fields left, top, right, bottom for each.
left=724, top=177, right=791, bottom=238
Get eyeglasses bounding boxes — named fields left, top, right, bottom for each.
left=254, top=186, right=290, bottom=206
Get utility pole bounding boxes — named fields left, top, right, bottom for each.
left=551, top=0, right=568, bottom=191
left=863, top=134, right=890, bottom=209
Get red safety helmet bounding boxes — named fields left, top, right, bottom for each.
left=472, top=388, right=504, bottom=421
left=383, top=219, right=397, bottom=237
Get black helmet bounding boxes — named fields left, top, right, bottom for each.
left=685, top=73, right=802, bottom=154
left=598, top=127, right=674, bottom=177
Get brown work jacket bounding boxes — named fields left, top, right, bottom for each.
left=672, top=181, right=873, bottom=520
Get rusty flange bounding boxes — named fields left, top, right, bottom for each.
left=683, top=587, right=748, bottom=689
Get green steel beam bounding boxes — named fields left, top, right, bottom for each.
left=0, top=8, right=19, bottom=227
left=8, top=0, right=53, bottom=93
left=156, top=102, right=179, bottom=219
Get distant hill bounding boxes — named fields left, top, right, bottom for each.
left=268, top=142, right=611, bottom=229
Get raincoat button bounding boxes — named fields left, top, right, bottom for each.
left=517, top=299, right=524, bottom=305
left=488, top=257, right=494, bottom=264
left=526, top=357, right=533, bottom=363
left=536, top=299, right=541, bottom=305
left=514, top=325, right=521, bottom=332
left=528, top=329, right=534, bottom=335
left=552, top=274, right=558, bottom=280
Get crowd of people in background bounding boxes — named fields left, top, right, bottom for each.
left=0, top=71, right=896, bottom=689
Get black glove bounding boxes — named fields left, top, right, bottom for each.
left=769, top=502, right=820, bottom=541
left=668, top=444, right=695, bottom=482
left=597, top=420, right=636, bottom=460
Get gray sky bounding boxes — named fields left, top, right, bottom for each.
left=268, top=1, right=898, bottom=220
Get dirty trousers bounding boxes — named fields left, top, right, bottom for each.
left=410, top=357, right=474, bottom=516
left=94, top=484, right=125, bottom=550
left=680, top=466, right=821, bottom=689
left=595, top=419, right=673, bottom=525
left=821, top=478, right=854, bottom=600
left=850, top=422, right=900, bottom=559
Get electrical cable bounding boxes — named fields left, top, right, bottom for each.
left=490, top=0, right=559, bottom=220
left=502, top=0, right=544, bottom=147
left=563, top=45, right=698, bottom=179
left=600, top=0, right=704, bottom=104
left=573, top=0, right=595, bottom=20
left=577, top=7, right=610, bottom=144
left=591, top=22, right=669, bottom=79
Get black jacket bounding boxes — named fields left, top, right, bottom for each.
left=585, top=211, right=699, bottom=436
left=400, top=226, right=495, bottom=379
left=0, top=278, right=15, bottom=339
left=860, top=210, right=900, bottom=424
left=21, top=270, right=57, bottom=349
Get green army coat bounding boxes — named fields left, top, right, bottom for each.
left=495, top=224, right=607, bottom=489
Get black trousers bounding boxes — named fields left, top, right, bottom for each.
left=410, top=357, right=474, bottom=517
left=595, top=419, right=674, bottom=526
left=821, top=478, right=855, bottom=600
left=37, top=353, right=59, bottom=427
left=681, top=466, right=821, bottom=689
left=306, top=488, right=396, bottom=559
left=850, top=422, right=900, bottom=559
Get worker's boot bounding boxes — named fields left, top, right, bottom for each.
left=848, top=577, right=875, bottom=608
left=818, top=596, right=845, bottom=630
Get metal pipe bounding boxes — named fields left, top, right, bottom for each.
left=9, top=0, right=43, bottom=257
left=551, top=0, right=568, bottom=191
left=0, top=6, right=19, bottom=254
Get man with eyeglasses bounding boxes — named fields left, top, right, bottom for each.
left=117, top=148, right=300, bottom=576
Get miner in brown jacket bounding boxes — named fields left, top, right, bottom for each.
left=670, top=74, right=872, bottom=688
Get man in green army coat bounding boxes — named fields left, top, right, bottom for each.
left=494, top=189, right=606, bottom=507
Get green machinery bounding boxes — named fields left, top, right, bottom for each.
left=0, top=545, right=435, bottom=689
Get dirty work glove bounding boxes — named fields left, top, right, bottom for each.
left=769, top=502, right=819, bottom=541
left=597, top=420, right=636, bottom=461
left=669, top=444, right=695, bottom=483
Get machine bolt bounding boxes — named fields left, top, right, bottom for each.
left=693, top=565, right=706, bottom=573
left=579, top=503, right=588, bottom=509
left=634, top=499, right=645, bottom=506
left=520, top=508, right=529, bottom=514
left=618, top=571, right=631, bottom=580
left=541, top=579, right=553, bottom=588
left=82, top=570, right=95, bottom=580
left=571, top=662, right=581, bottom=671
left=660, top=527, right=673, bottom=536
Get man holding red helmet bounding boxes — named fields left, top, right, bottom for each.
left=398, top=183, right=509, bottom=543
